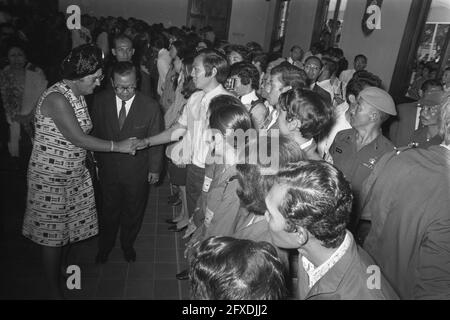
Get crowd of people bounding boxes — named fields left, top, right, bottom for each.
left=1, top=9, right=449, bottom=300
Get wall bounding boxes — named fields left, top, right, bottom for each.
left=339, top=0, right=413, bottom=89
left=283, top=0, right=319, bottom=57
left=228, top=0, right=274, bottom=49
left=59, top=0, right=188, bottom=27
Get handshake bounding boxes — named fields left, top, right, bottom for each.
left=113, top=137, right=151, bottom=155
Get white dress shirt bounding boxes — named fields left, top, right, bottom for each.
left=116, top=95, right=135, bottom=118
left=301, top=231, right=352, bottom=289
left=178, top=84, right=230, bottom=168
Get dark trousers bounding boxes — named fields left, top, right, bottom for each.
left=186, top=164, right=205, bottom=226
left=97, top=176, right=149, bottom=253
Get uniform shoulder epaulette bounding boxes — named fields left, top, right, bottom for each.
left=394, top=145, right=416, bottom=155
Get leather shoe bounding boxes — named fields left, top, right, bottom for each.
left=168, top=225, right=187, bottom=232
left=95, top=251, right=109, bottom=264
left=123, top=248, right=136, bottom=263
left=165, top=218, right=177, bottom=224
left=176, top=269, right=189, bottom=280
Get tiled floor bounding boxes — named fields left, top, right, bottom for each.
left=0, top=164, right=191, bottom=300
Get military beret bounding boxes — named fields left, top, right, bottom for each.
left=358, top=87, right=397, bottom=116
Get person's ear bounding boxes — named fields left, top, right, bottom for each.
left=111, top=49, right=117, bottom=57
left=288, top=118, right=300, bottom=132
left=348, top=94, right=356, bottom=104
left=296, top=226, right=308, bottom=246
left=131, top=48, right=135, bottom=56
left=370, top=111, right=380, bottom=122
left=210, top=67, right=218, bottom=78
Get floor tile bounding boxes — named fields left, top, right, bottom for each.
left=96, top=279, right=125, bottom=298
left=125, top=279, right=154, bottom=299
left=101, top=262, right=128, bottom=280
left=154, top=263, right=179, bottom=280
left=154, top=280, right=180, bottom=300
left=128, top=262, right=154, bottom=279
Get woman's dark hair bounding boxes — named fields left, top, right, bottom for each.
left=278, top=88, right=333, bottom=140
left=229, top=61, right=260, bottom=90
left=225, top=44, right=250, bottom=62
left=246, top=41, right=263, bottom=53
left=61, top=44, right=104, bottom=80
left=171, top=40, right=190, bottom=61
left=209, top=95, right=253, bottom=135
left=190, top=236, right=287, bottom=300
left=181, top=54, right=197, bottom=99
left=236, top=136, right=306, bottom=216
left=275, top=161, right=352, bottom=248
left=252, top=53, right=268, bottom=73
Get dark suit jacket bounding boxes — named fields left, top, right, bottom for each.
left=389, top=101, right=419, bottom=147
left=91, top=89, right=163, bottom=181
left=313, top=83, right=332, bottom=106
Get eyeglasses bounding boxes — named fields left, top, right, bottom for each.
left=114, top=85, right=137, bottom=92
left=304, top=64, right=320, bottom=71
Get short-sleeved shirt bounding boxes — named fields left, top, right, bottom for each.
left=178, top=84, right=230, bottom=168
left=330, top=128, right=395, bottom=221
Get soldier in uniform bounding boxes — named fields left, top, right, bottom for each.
left=329, top=87, right=396, bottom=241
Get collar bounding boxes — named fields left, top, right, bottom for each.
left=440, top=143, right=450, bottom=151
left=240, top=90, right=258, bottom=106
left=301, top=231, right=352, bottom=289
left=300, top=138, right=314, bottom=150
left=115, top=95, right=136, bottom=115
left=287, top=57, right=294, bottom=64
left=202, top=84, right=228, bottom=104
left=317, top=79, right=331, bottom=88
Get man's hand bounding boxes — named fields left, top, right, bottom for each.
left=148, top=172, right=159, bottom=184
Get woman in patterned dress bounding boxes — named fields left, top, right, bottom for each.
left=22, top=44, right=138, bottom=299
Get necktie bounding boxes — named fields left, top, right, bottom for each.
left=118, top=100, right=126, bottom=130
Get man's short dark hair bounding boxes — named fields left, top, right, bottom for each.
left=421, top=79, right=443, bottom=92
left=354, top=54, right=367, bottom=63
left=275, top=161, right=353, bottom=248
left=290, top=45, right=302, bottom=52
left=270, top=61, right=307, bottom=89
left=190, top=236, right=287, bottom=300
left=197, top=49, right=230, bottom=84
left=112, top=34, right=133, bottom=48
left=229, top=61, right=260, bottom=90
left=345, top=70, right=382, bottom=101
left=279, top=88, right=333, bottom=140
left=112, top=61, right=136, bottom=78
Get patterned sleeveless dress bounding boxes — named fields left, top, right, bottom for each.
left=22, top=81, right=98, bottom=247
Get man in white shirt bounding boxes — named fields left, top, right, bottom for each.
left=141, top=49, right=230, bottom=234
left=339, top=54, right=367, bottom=91
left=228, top=61, right=267, bottom=128
left=263, top=62, right=307, bottom=129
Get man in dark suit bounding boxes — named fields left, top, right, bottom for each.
left=389, top=79, right=444, bottom=147
left=304, top=56, right=332, bottom=105
left=91, top=61, right=163, bottom=263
